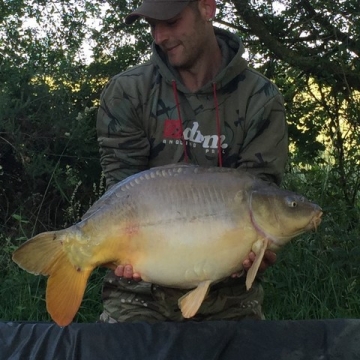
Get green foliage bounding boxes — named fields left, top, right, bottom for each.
left=0, top=70, right=102, bottom=234
left=0, top=0, right=359, bottom=323
left=232, top=0, right=360, bottom=207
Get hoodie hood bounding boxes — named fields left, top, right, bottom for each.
left=150, top=27, right=248, bottom=94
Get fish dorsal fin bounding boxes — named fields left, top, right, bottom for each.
left=245, top=238, right=268, bottom=290
left=46, top=255, right=92, bottom=327
left=178, top=280, right=212, bottom=318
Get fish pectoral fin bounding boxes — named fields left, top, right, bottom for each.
left=245, top=238, right=268, bottom=290
left=178, top=280, right=212, bottom=318
left=46, top=256, right=92, bottom=327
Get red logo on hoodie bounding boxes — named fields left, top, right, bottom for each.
left=163, top=119, right=182, bottom=139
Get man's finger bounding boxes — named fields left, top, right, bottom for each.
left=133, top=272, right=142, bottom=281
left=123, top=265, right=134, bottom=278
left=263, top=250, right=277, bottom=266
left=248, top=251, right=256, bottom=262
left=242, top=259, right=252, bottom=271
left=114, top=264, right=124, bottom=277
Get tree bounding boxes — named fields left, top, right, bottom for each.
left=1, top=0, right=359, bottom=235
left=228, top=0, right=359, bottom=209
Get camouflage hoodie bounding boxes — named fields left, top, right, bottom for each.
left=97, top=27, right=288, bottom=189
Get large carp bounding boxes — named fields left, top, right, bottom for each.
left=12, top=165, right=322, bottom=326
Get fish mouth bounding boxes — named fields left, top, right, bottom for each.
left=306, top=211, right=323, bottom=232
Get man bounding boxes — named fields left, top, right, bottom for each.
left=96, top=0, right=288, bottom=322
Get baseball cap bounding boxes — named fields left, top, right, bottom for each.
left=125, top=0, right=193, bottom=25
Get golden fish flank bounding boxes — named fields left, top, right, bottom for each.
left=12, top=164, right=323, bottom=326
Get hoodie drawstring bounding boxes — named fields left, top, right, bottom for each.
left=212, top=82, right=223, bottom=167
left=171, top=80, right=222, bottom=167
left=172, top=80, right=189, bottom=163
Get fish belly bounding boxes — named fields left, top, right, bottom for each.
left=128, top=219, right=257, bottom=289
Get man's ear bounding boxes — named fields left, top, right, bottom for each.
left=198, top=0, right=216, bottom=21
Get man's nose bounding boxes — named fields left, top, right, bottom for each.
left=152, top=24, right=169, bottom=45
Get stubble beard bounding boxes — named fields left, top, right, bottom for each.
left=170, top=42, right=204, bottom=72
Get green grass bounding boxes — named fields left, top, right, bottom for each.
left=263, top=234, right=360, bottom=320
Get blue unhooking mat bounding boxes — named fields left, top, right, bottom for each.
left=1, top=319, right=360, bottom=359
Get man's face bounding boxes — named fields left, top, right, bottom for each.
left=146, top=5, right=209, bottom=70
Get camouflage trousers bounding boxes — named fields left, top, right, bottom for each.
left=99, top=272, right=265, bottom=323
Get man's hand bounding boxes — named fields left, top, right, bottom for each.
left=242, top=249, right=277, bottom=273
left=114, top=264, right=142, bottom=281
left=114, top=250, right=277, bottom=281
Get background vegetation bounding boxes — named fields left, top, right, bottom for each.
left=0, top=0, right=359, bottom=323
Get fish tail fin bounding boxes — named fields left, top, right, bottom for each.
left=12, top=230, right=66, bottom=275
left=47, top=260, right=92, bottom=327
left=12, top=230, right=92, bottom=326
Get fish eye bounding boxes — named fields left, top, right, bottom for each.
left=286, top=197, right=298, bottom=207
